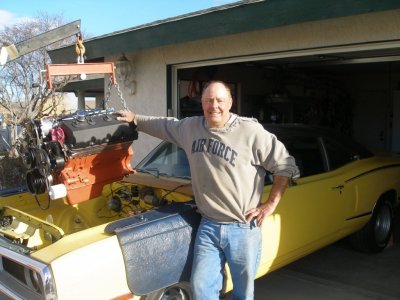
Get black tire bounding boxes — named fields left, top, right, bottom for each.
left=348, top=198, right=394, bottom=253
left=144, top=282, right=192, bottom=300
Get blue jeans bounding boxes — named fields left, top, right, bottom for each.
left=190, top=218, right=262, bottom=300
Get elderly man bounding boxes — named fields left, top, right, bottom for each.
left=117, top=81, right=299, bottom=300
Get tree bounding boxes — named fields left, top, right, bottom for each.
left=0, top=12, right=76, bottom=157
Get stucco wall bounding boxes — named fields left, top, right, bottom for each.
left=109, top=9, right=400, bottom=163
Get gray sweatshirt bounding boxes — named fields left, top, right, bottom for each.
left=135, top=114, right=299, bottom=223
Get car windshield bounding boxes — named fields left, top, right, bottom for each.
left=0, top=156, right=26, bottom=196
left=0, top=125, right=27, bottom=195
left=136, top=143, right=191, bottom=179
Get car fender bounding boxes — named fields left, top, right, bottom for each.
left=48, top=235, right=132, bottom=300
left=105, top=201, right=201, bottom=296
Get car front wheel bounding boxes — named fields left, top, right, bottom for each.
left=349, top=198, right=394, bottom=253
left=144, top=282, right=192, bottom=300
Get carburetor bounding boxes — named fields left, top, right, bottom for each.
left=23, top=109, right=138, bottom=205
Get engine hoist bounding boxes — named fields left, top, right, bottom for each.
left=1, top=20, right=138, bottom=206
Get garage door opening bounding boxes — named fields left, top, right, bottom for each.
left=175, top=48, right=400, bottom=153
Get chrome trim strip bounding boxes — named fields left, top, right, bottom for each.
left=345, top=211, right=372, bottom=221
left=0, top=246, right=57, bottom=300
left=0, top=281, right=24, bottom=300
left=345, top=164, right=400, bottom=183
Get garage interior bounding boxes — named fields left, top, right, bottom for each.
left=176, top=48, right=400, bottom=154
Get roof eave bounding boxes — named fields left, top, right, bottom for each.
left=48, top=0, right=400, bottom=63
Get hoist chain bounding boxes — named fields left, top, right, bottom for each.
left=103, top=76, right=129, bottom=111
left=104, top=77, right=112, bottom=109
left=51, top=88, right=58, bottom=118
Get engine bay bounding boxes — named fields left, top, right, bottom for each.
left=0, top=109, right=191, bottom=252
left=0, top=180, right=192, bottom=252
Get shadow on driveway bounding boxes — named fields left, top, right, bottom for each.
left=253, top=205, right=400, bottom=300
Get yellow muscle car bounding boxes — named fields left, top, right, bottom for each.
left=0, top=118, right=399, bottom=300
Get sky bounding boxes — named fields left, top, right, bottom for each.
left=0, top=0, right=238, bottom=37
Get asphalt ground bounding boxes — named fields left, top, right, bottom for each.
left=253, top=206, right=400, bottom=300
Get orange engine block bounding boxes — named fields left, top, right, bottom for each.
left=24, top=110, right=138, bottom=205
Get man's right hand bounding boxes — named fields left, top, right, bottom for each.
left=116, top=110, right=135, bottom=123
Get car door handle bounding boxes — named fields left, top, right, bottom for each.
left=332, top=184, right=344, bottom=190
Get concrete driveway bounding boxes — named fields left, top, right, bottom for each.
left=253, top=207, right=400, bottom=300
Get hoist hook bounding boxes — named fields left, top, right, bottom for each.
left=75, top=33, right=85, bottom=64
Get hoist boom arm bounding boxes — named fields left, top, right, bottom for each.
left=0, top=20, right=81, bottom=65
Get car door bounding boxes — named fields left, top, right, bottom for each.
left=258, top=135, right=353, bottom=274
left=322, top=136, right=364, bottom=221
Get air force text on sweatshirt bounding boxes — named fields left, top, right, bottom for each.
left=191, top=138, right=238, bottom=167
left=134, top=114, right=299, bottom=223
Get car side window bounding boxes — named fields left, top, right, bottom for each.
left=264, top=171, right=273, bottom=185
left=282, top=136, right=325, bottom=177
left=323, top=137, right=359, bottom=170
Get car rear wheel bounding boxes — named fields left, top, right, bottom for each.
left=144, top=282, right=192, bottom=300
left=348, top=198, right=394, bottom=253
